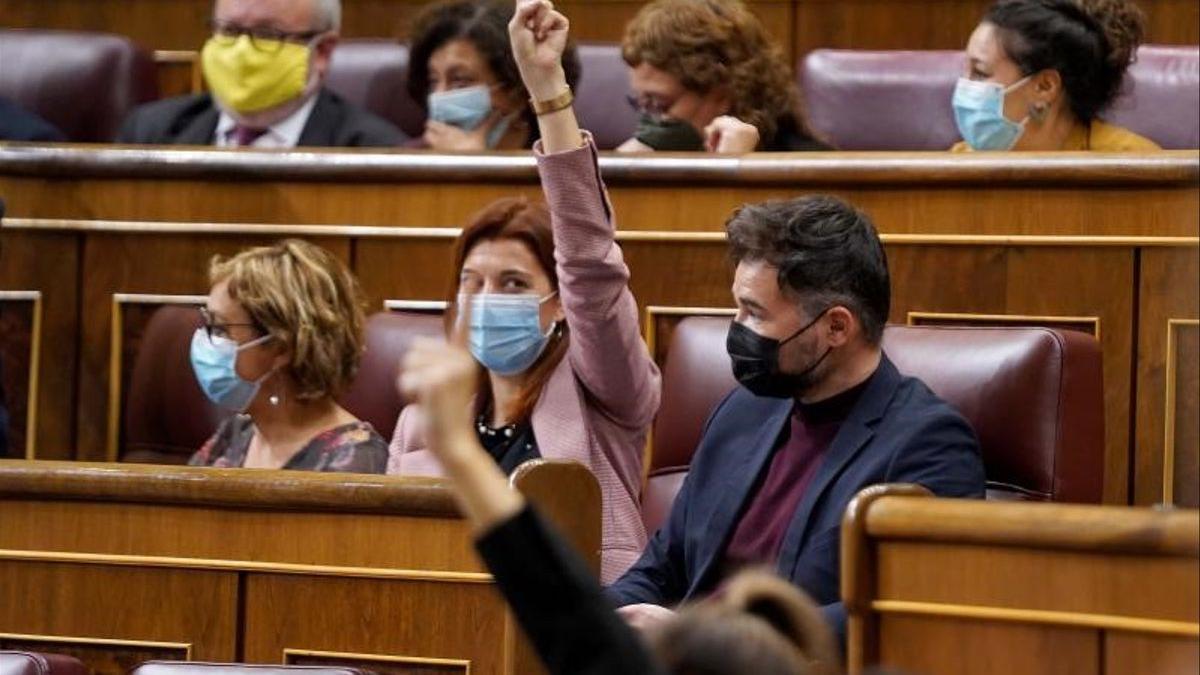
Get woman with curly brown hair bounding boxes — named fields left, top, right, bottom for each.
left=618, top=0, right=825, bottom=153
left=189, top=239, right=387, bottom=473
left=951, top=0, right=1159, bottom=151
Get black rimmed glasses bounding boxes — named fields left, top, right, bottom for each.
left=198, top=306, right=262, bottom=342
left=625, top=94, right=675, bottom=121
left=208, top=21, right=325, bottom=53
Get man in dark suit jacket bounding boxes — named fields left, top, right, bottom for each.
left=117, top=0, right=401, bottom=148
left=606, top=195, right=986, bottom=643
left=0, top=97, right=67, bottom=142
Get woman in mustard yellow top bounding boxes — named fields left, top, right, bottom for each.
left=950, top=0, right=1159, bottom=152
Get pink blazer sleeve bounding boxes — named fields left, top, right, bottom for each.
left=534, top=134, right=661, bottom=431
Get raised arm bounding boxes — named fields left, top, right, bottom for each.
left=509, top=0, right=661, bottom=429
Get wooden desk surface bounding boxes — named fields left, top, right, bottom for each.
left=0, top=459, right=601, bottom=675
left=842, top=485, right=1200, bottom=675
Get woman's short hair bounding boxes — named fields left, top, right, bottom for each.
left=406, top=0, right=581, bottom=143
left=651, top=571, right=840, bottom=675
left=448, top=197, right=568, bottom=424
left=984, top=0, right=1145, bottom=122
left=209, top=239, right=367, bottom=401
left=621, top=0, right=798, bottom=145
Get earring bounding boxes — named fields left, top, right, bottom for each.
left=1029, top=102, right=1049, bottom=123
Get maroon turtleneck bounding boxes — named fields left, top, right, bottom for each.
left=722, top=373, right=873, bottom=570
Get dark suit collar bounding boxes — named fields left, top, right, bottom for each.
left=689, top=394, right=792, bottom=596
left=775, top=353, right=900, bottom=575
left=297, top=88, right=342, bottom=146
left=172, top=94, right=220, bottom=145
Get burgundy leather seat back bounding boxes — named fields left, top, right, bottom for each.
left=574, top=42, right=639, bottom=150
left=0, top=652, right=87, bottom=675
left=799, top=49, right=962, bottom=151
left=1108, top=45, right=1200, bottom=149
left=881, top=325, right=1103, bottom=503
left=337, top=311, right=445, bottom=439
left=0, top=29, right=157, bottom=142
left=326, top=39, right=425, bottom=139
left=122, top=305, right=222, bottom=464
left=643, top=317, right=1104, bottom=533
left=133, top=663, right=375, bottom=675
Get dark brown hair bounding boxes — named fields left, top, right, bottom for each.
left=984, top=0, right=1145, bottom=121
left=650, top=571, right=841, bottom=675
left=726, top=195, right=890, bottom=345
left=448, top=198, right=568, bottom=425
left=621, top=0, right=801, bottom=146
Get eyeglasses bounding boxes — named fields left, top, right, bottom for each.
left=198, top=306, right=263, bottom=342
left=626, top=94, right=676, bottom=121
left=209, top=21, right=325, bottom=53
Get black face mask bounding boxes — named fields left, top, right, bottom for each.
left=634, top=114, right=706, bottom=151
left=726, top=309, right=831, bottom=399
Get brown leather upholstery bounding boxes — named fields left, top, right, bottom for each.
left=643, top=317, right=1104, bottom=533
left=122, top=307, right=444, bottom=464
left=0, top=652, right=87, bottom=675
left=122, top=305, right=222, bottom=464
left=132, top=663, right=375, bottom=675
left=800, top=45, right=1200, bottom=150
left=337, top=310, right=445, bottom=439
left=326, top=39, right=425, bottom=139
left=0, top=29, right=157, bottom=142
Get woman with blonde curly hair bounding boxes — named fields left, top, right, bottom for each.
left=189, top=239, right=387, bottom=473
left=951, top=0, right=1159, bottom=151
left=618, top=0, right=824, bottom=153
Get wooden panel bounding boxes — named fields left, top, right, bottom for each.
left=0, top=230, right=79, bottom=460
left=878, top=614, right=1099, bottom=675
left=0, top=293, right=39, bottom=460
left=0, top=560, right=237, bottom=674
left=1105, top=632, right=1200, bottom=675
left=0, top=460, right=599, bottom=675
left=794, top=0, right=990, bottom=54
left=1166, top=321, right=1200, bottom=507
left=245, top=575, right=505, bottom=675
left=876, top=542, right=1198, bottom=622
left=1135, top=247, right=1200, bottom=505
left=286, top=649, right=469, bottom=675
left=842, top=489, right=1200, bottom=675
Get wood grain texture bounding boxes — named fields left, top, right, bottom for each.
left=1, top=0, right=1191, bottom=66
left=1135, top=247, right=1200, bottom=506
left=0, top=230, right=79, bottom=460
left=843, top=487, right=1200, bottom=675
left=0, top=460, right=599, bottom=675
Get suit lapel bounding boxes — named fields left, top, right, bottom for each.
left=297, top=89, right=339, bottom=146
left=174, top=96, right=220, bottom=145
left=775, top=356, right=902, bottom=576
left=689, top=396, right=792, bottom=595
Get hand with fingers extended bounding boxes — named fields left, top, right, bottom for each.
left=704, top=115, right=761, bottom=154
left=509, top=0, right=571, bottom=101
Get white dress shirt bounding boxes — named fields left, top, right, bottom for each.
left=214, top=95, right=319, bottom=148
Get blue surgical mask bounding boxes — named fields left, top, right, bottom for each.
left=190, top=328, right=275, bottom=411
left=952, top=76, right=1032, bottom=151
left=463, top=292, right=558, bottom=376
left=427, top=84, right=512, bottom=148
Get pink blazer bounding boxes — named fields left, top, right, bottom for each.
left=389, top=134, right=661, bottom=584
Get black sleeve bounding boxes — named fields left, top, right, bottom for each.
left=475, top=505, right=665, bottom=675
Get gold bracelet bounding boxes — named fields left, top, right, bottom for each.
left=530, top=88, right=574, bottom=116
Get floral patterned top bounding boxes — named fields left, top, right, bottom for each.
left=189, top=415, right=388, bottom=474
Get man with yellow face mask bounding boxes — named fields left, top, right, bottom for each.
left=118, top=0, right=403, bottom=148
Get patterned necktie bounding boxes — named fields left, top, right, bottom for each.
left=230, top=125, right=269, bottom=147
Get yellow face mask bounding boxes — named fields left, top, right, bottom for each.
left=201, top=34, right=312, bottom=114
